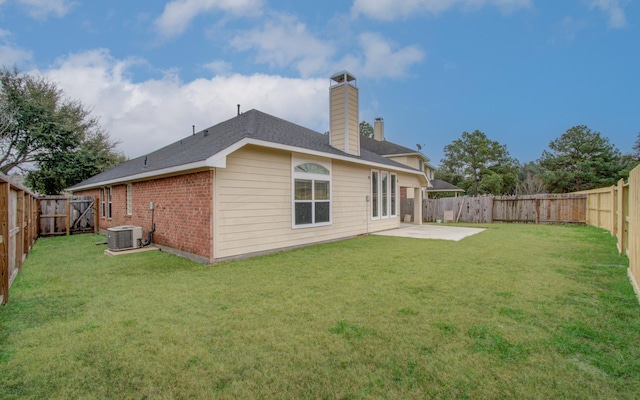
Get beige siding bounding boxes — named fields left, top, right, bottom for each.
left=346, top=85, right=359, bottom=156
left=215, top=146, right=406, bottom=259
left=388, top=155, right=421, bottom=170
left=397, top=173, right=422, bottom=189
left=330, top=83, right=359, bottom=156
left=330, top=86, right=346, bottom=151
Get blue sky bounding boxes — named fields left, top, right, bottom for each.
left=0, top=0, right=637, bottom=166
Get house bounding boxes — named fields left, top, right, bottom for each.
left=69, top=71, right=432, bottom=263
left=426, top=179, right=465, bottom=197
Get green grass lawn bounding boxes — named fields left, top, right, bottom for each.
left=1, top=224, right=639, bottom=399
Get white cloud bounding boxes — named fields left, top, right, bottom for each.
left=203, top=60, right=233, bottom=75
left=349, top=33, right=425, bottom=78
left=17, top=0, right=74, bottom=19
left=230, top=14, right=335, bottom=78
left=0, top=30, right=33, bottom=66
left=590, top=0, right=627, bottom=28
left=351, top=0, right=531, bottom=20
left=231, top=15, right=424, bottom=79
left=38, top=50, right=328, bottom=158
left=155, top=0, right=263, bottom=38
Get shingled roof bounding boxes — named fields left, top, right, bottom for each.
left=428, top=179, right=464, bottom=192
left=360, top=135, right=426, bottom=159
left=69, top=109, right=424, bottom=190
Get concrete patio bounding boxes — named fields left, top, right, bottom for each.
left=372, top=224, right=485, bottom=241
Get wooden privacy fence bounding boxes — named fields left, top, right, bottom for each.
left=0, top=173, right=39, bottom=305
left=39, top=196, right=97, bottom=236
left=1, top=188, right=96, bottom=304
left=423, top=193, right=587, bottom=224
left=578, top=166, right=639, bottom=304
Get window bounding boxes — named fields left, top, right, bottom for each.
left=107, top=187, right=112, bottom=218
left=100, top=187, right=112, bottom=218
left=390, top=174, right=397, bottom=217
left=126, top=184, right=132, bottom=215
left=381, top=172, right=388, bottom=217
left=100, top=188, right=106, bottom=217
left=371, top=170, right=398, bottom=219
left=371, top=171, right=379, bottom=219
left=293, top=160, right=331, bottom=227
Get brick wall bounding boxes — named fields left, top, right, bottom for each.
left=75, top=170, right=213, bottom=260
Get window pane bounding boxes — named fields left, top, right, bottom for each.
left=315, top=201, right=330, bottom=223
left=391, top=175, right=397, bottom=216
left=295, top=202, right=312, bottom=225
left=382, top=172, right=388, bottom=217
left=372, top=171, right=379, bottom=218
left=295, top=180, right=312, bottom=200
left=295, top=163, right=329, bottom=175
left=314, top=180, right=330, bottom=200
left=100, top=188, right=105, bottom=217
left=127, top=184, right=132, bottom=215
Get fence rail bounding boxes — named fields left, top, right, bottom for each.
left=39, top=196, right=96, bottom=236
left=424, top=193, right=587, bottom=224
left=577, top=170, right=638, bottom=304
left=0, top=174, right=39, bottom=305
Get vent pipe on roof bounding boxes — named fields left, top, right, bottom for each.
left=204, top=129, right=209, bottom=137
left=237, top=104, right=241, bottom=116
left=192, top=125, right=195, bottom=135
left=374, top=117, right=384, bottom=141
left=144, top=155, right=148, bottom=166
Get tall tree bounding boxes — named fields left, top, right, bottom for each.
left=633, top=132, right=640, bottom=162
left=0, top=67, right=123, bottom=194
left=538, top=125, right=631, bottom=192
left=516, top=161, right=546, bottom=195
left=439, top=130, right=519, bottom=196
left=359, top=121, right=374, bottom=138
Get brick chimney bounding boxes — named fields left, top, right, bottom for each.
left=329, top=71, right=359, bottom=156
left=374, top=117, right=384, bottom=141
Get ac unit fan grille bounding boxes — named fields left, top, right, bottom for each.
left=108, top=230, right=133, bottom=250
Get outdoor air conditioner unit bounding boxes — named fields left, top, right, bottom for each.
left=107, top=226, right=143, bottom=251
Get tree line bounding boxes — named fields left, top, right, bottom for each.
left=360, top=120, right=638, bottom=195
left=0, top=67, right=124, bottom=195
left=436, top=127, right=637, bottom=195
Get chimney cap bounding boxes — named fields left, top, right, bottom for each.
left=330, top=70, right=356, bottom=84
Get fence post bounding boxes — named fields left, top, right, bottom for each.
left=65, top=198, right=71, bottom=236
left=94, top=196, right=99, bottom=234
left=0, top=181, right=9, bottom=305
left=617, top=179, right=624, bottom=254
left=16, top=191, right=24, bottom=274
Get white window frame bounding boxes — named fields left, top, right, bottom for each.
left=390, top=173, right=398, bottom=217
left=106, top=187, right=112, bottom=218
left=100, top=187, right=113, bottom=218
left=371, top=170, right=380, bottom=220
left=371, top=169, right=398, bottom=220
left=100, top=188, right=106, bottom=218
left=381, top=171, right=389, bottom=218
left=126, top=184, right=133, bottom=215
left=291, top=157, right=332, bottom=229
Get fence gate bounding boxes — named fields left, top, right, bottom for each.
left=39, top=196, right=96, bottom=236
